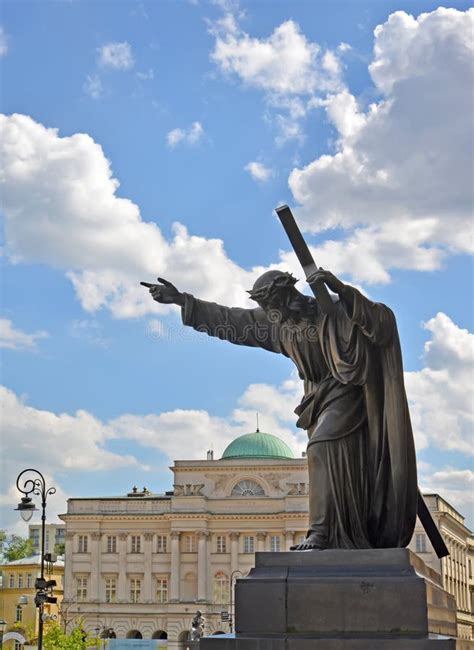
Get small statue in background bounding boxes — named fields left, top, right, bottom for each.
left=190, top=610, right=205, bottom=641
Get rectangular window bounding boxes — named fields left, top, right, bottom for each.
left=415, top=533, right=427, bottom=553
left=16, top=605, right=23, bottom=623
left=243, top=536, right=255, bottom=554
left=184, top=534, right=197, bottom=553
left=156, top=535, right=168, bottom=553
left=78, top=535, right=88, bottom=553
left=106, top=535, right=117, bottom=553
left=105, top=577, right=117, bottom=603
left=156, top=577, right=169, bottom=603
left=76, top=577, right=88, bottom=601
left=270, top=536, right=281, bottom=552
left=9, top=574, right=14, bottom=588
left=27, top=573, right=33, bottom=588
left=18, top=574, right=23, bottom=588
left=130, top=578, right=141, bottom=603
left=131, top=535, right=142, bottom=553
left=216, top=535, right=227, bottom=553
left=469, top=560, right=472, bottom=580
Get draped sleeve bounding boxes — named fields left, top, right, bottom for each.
left=181, top=293, right=280, bottom=353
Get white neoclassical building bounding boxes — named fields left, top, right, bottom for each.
left=60, top=430, right=309, bottom=648
left=60, top=430, right=473, bottom=648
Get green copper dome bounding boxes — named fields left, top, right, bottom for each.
left=221, top=431, right=294, bottom=460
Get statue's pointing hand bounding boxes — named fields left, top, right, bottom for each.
left=140, top=277, right=185, bottom=306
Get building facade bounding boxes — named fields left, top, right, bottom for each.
left=60, top=430, right=473, bottom=648
left=0, top=555, right=64, bottom=646
left=407, top=493, right=474, bottom=643
left=28, top=523, right=66, bottom=555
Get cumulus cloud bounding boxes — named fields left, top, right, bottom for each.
left=405, top=312, right=474, bottom=456
left=210, top=11, right=346, bottom=144
left=83, top=74, right=103, bottom=99
left=98, top=41, right=134, bottom=70
left=244, top=161, right=273, bottom=182
left=288, top=8, right=474, bottom=279
left=0, top=25, right=8, bottom=56
left=0, top=114, right=265, bottom=318
left=0, top=318, right=48, bottom=350
left=419, top=466, right=474, bottom=523
left=166, top=121, right=204, bottom=148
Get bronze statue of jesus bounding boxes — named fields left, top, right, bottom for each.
left=141, top=268, right=418, bottom=551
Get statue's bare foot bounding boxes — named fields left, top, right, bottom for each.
left=290, top=532, right=327, bottom=551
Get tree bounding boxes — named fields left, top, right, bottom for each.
left=0, top=530, right=34, bottom=562
left=43, top=622, right=98, bottom=649
left=54, top=542, right=66, bottom=556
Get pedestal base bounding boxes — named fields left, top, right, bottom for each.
left=200, top=549, right=456, bottom=649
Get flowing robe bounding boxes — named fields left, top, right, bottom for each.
left=181, top=286, right=418, bottom=549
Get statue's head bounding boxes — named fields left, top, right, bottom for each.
left=247, top=270, right=297, bottom=302
left=247, top=270, right=310, bottom=321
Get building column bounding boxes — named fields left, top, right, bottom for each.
left=64, top=532, right=75, bottom=599
left=117, top=532, right=128, bottom=602
left=143, top=533, right=153, bottom=602
left=170, top=531, right=180, bottom=602
left=230, top=533, right=239, bottom=574
left=89, top=532, right=101, bottom=602
left=257, top=532, right=266, bottom=553
left=285, top=530, right=295, bottom=551
left=197, top=531, right=209, bottom=602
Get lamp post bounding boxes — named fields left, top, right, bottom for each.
left=15, top=469, right=57, bottom=650
left=228, top=570, right=243, bottom=634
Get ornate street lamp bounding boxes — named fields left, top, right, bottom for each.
left=15, top=469, right=57, bottom=650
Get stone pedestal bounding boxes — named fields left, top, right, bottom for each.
left=200, top=549, right=456, bottom=649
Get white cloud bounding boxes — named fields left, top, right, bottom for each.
left=419, top=467, right=474, bottom=524
left=244, top=161, right=273, bottom=182
left=0, top=25, right=8, bottom=57
left=0, top=318, right=48, bottom=350
left=0, top=114, right=264, bottom=318
left=166, top=121, right=204, bottom=148
left=288, top=8, right=474, bottom=280
left=69, top=319, right=110, bottom=348
left=405, top=313, right=474, bottom=456
left=98, top=41, right=134, bottom=70
left=83, top=74, right=103, bottom=99
left=0, top=386, right=144, bottom=473
left=210, top=13, right=345, bottom=144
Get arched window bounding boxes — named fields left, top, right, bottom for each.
left=213, top=571, right=230, bottom=604
left=126, top=630, right=143, bottom=639
left=152, top=630, right=168, bottom=639
left=181, top=572, right=197, bottom=602
left=231, top=480, right=264, bottom=497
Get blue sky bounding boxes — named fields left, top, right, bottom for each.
left=1, top=0, right=472, bottom=533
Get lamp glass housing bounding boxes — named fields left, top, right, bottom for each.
left=15, top=496, right=37, bottom=522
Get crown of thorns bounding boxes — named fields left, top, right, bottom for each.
left=247, top=272, right=298, bottom=302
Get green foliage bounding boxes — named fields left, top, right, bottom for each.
left=43, top=622, right=99, bottom=649
left=54, top=542, right=66, bottom=556
left=0, top=530, right=34, bottom=562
